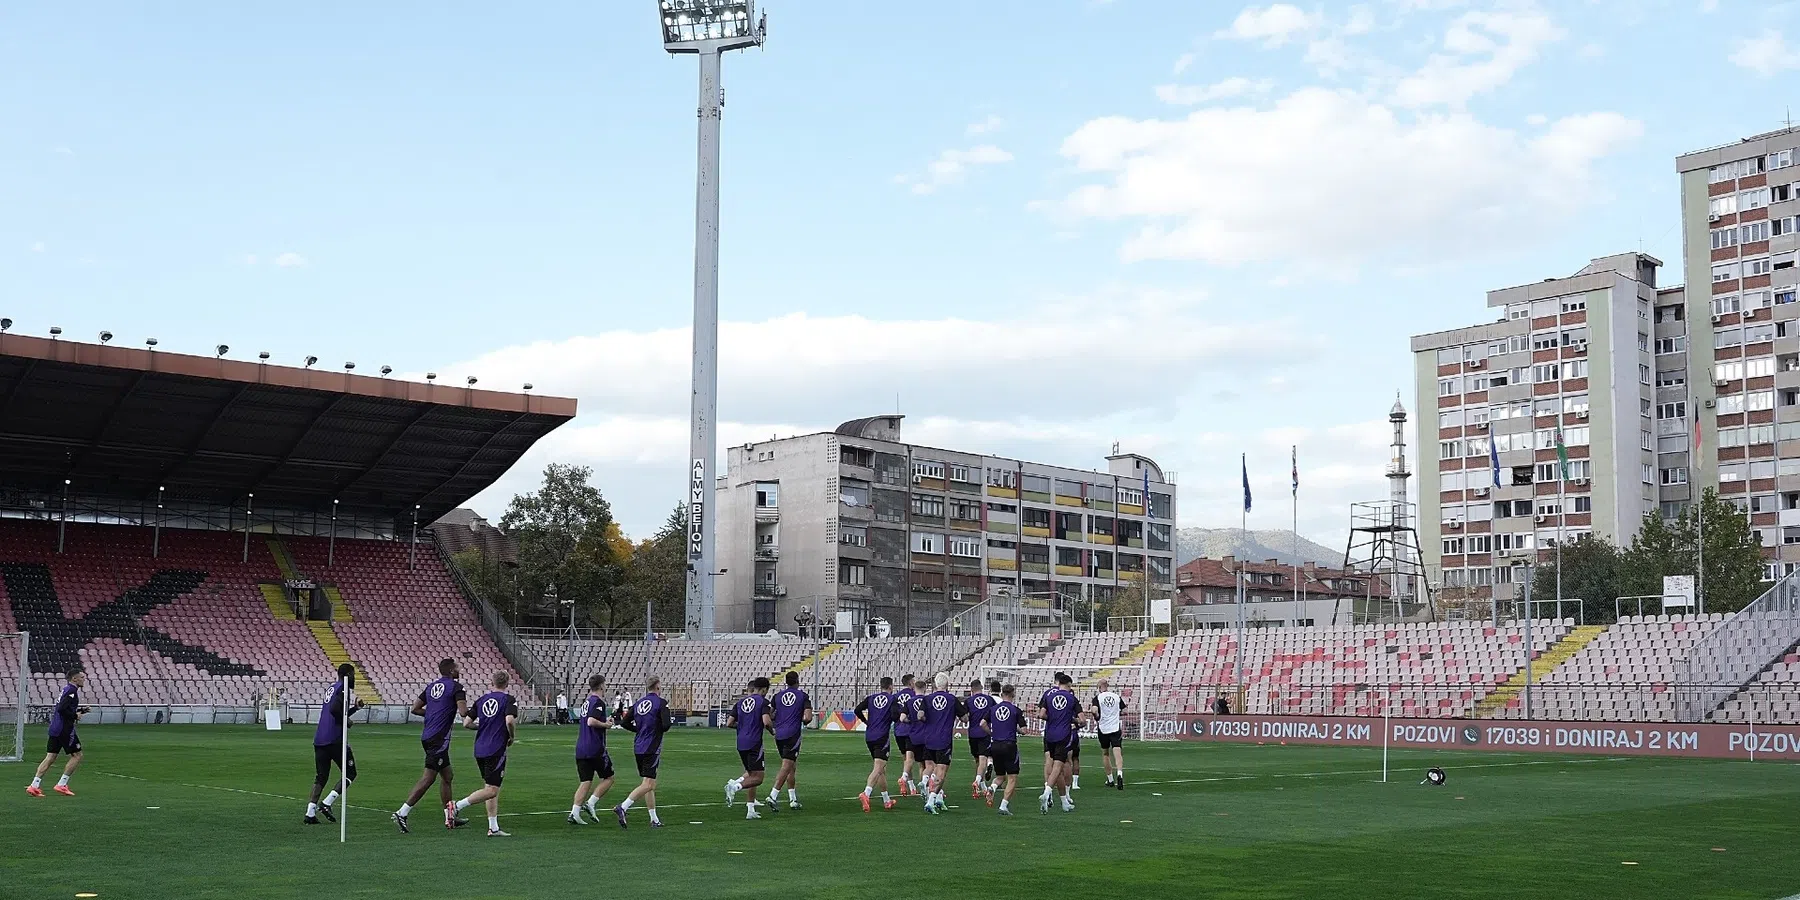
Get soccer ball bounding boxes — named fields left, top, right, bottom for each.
left=1423, top=767, right=1447, bottom=786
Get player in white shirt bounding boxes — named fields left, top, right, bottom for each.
left=1090, top=679, right=1127, bottom=790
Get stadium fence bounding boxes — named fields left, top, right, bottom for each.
left=1676, top=570, right=1800, bottom=722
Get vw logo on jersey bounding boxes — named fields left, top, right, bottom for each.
left=873, top=695, right=889, bottom=708
left=996, top=706, right=1013, bottom=721
left=781, top=692, right=796, bottom=706
left=429, top=683, right=446, bottom=700
left=739, top=697, right=757, bottom=714
left=481, top=698, right=499, bottom=717
left=1051, top=695, right=1068, bottom=710
left=636, top=699, right=653, bottom=715
left=931, top=695, right=949, bottom=710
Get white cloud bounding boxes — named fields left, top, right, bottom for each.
left=898, top=144, right=1014, bottom=194
left=1525, top=113, right=1547, bottom=126
left=1172, top=52, right=1197, bottom=75
left=1056, top=88, right=1640, bottom=265
left=1700, top=0, right=1719, bottom=11
left=965, top=115, right=1004, bottom=136
left=29, top=242, right=45, bottom=253
left=1217, top=4, right=1320, bottom=47
left=242, top=254, right=259, bottom=265
left=1731, top=30, right=1799, bottom=76
left=1154, top=77, right=1273, bottom=105
left=1391, top=8, right=1564, bottom=108
left=273, top=252, right=307, bottom=268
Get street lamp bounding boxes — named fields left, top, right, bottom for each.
left=661, top=0, right=767, bottom=643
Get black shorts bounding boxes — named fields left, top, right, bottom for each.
left=919, top=746, right=951, bottom=766
left=46, top=732, right=81, bottom=756
left=313, top=743, right=357, bottom=785
left=968, top=736, right=991, bottom=760
left=738, top=747, right=766, bottom=773
left=895, top=734, right=912, bottom=755
left=422, top=738, right=452, bottom=772
left=990, top=740, right=1020, bottom=776
left=866, top=739, right=889, bottom=761
left=776, top=735, right=802, bottom=761
left=1098, top=730, right=1123, bottom=750
left=577, top=754, right=614, bottom=782
left=635, top=751, right=660, bottom=780
left=1068, top=735, right=1081, bottom=759
left=476, top=752, right=507, bottom=788
left=1043, top=738, right=1070, bottom=763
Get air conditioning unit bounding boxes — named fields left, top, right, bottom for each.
left=1474, top=487, right=1490, bottom=497
left=1710, top=214, right=1722, bottom=223
left=773, top=586, right=788, bottom=597
left=1573, top=477, right=1589, bottom=486
left=1572, top=341, right=1588, bottom=352
left=1498, top=548, right=1512, bottom=558
left=1705, top=398, right=1717, bottom=408
left=1535, top=515, right=1548, bottom=523
left=951, top=590, right=963, bottom=602
left=1469, top=359, right=1485, bottom=369
left=1577, top=410, right=1589, bottom=419
left=1472, top=421, right=1489, bottom=431
left=1446, top=519, right=1463, bottom=529
left=912, top=474, right=923, bottom=484
left=1716, top=377, right=1731, bottom=387
left=1714, top=314, right=1726, bottom=324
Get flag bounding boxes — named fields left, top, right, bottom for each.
left=1143, top=466, right=1150, bottom=510
left=1241, top=454, right=1253, bottom=513
left=1692, top=399, right=1702, bottom=452
left=1553, top=424, right=1569, bottom=481
left=1488, top=431, right=1502, bottom=488
left=1291, top=446, right=1298, bottom=496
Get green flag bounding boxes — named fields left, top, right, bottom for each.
left=1554, top=425, right=1569, bottom=481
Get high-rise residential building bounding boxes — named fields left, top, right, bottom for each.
left=713, top=415, right=1177, bottom=635
left=1676, top=130, right=1800, bottom=580
left=1410, top=253, right=1671, bottom=609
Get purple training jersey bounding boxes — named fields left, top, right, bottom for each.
left=418, top=677, right=466, bottom=748
left=629, top=692, right=672, bottom=756
left=770, top=687, right=811, bottom=741
left=965, top=691, right=994, bottom=739
left=732, top=693, right=770, bottom=751
left=918, top=690, right=964, bottom=751
left=1039, top=687, right=1078, bottom=743
left=471, top=690, right=518, bottom=758
left=575, top=694, right=610, bottom=759
left=990, top=700, right=1022, bottom=743
left=313, top=681, right=348, bottom=747
left=893, top=687, right=917, bottom=736
left=856, top=690, right=897, bottom=741
left=49, top=683, right=80, bottom=740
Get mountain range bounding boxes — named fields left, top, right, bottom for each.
left=1175, top=527, right=1342, bottom=568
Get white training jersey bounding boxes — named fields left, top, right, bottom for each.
left=1094, top=691, right=1124, bottom=733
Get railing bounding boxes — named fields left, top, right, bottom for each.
left=428, top=530, right=544, bottom=697
left=1677, top=571, right=1800, bottom=721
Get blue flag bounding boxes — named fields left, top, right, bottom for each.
left=1488, top=431, right=1501, bottom=488
left=1241, top=454, right=1252, bottom=512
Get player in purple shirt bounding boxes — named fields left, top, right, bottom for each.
left=614, top=676, right=673, bottom=828
left=1036, top=671, right=1082, bottom=814
left=305, top=663, right=363, bottom=825
left=988, top=685, right=1023, bottom=815
left=723, top=677, right=773, bottom=820
left=27, top=668, right=88, bottom=798
left=892, top=673, right=918, bottom=797
left=569, top=674, right=619, bottom=825
left=916, top=673, right=966, bottom=814
left=853, top=676, right=900, bottom=812
left=764, top=671, right=813, bottom=810
left=392, top=658, right=469, bottom=833
left=964, top=678, right=996, bottom=803
left=447, top=671, right=517, bottom=837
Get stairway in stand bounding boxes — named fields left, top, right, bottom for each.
left=268, top=537, right=381, bottom=704
left=1473, top=624, right=1605, bottom=718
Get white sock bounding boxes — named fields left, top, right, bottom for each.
left=648, top=809, right=661, bottom=825
left=307, top=802, right=318, bottom=817
left=323, top=790, right=339, bottom=807
left=1072, top=776, right=1080, bottom=788
left=1041, top=786, right=1053, bottom=799
left=620, top=798, right=635, bottom=811
left=747, top=798, right=758, bottom=809
left=455, top=798, right=472, bottom=812
left=571, top=804, right=582, bottom=816
left=1000, top=799, right=1010, bottom=811
left=586, top=796, right=600, bottom=811
left=727, top=778, right=741, bottom=793
left=1062, top=790, right=1071, bottom=801
left=861, top=786, right=872, bottom=797
left=31, top=776, right=42, bottom=789
left=398, top=802, right=413, bottom=816
left=56, top=775, right=70, bottom=788
left=881, top=791, right=890, bottom=802
left=767, top=791, right=778, bottom=804
left=488, top=816, right=499, bottom=831
left=787, top=789, right=797, bottom=802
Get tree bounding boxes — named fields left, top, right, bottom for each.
left=1529, top=534, right=1624, bottom=624
left=612, top=505, right=689, bottom=633
left=499, top=463, right=623, bottom=627
left=1619, top=488, right=1766, bottom=615
left=449, top=547, right=519, bottom=619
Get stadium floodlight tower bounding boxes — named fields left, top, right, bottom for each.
left=659, top=0, right=766, bottom=640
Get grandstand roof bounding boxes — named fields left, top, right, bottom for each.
left=0, top=333, right=575, bottom=522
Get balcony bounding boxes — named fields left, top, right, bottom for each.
left=753, top=583, right=787, bottom=598
left=754, top=546, right=780, bottom=560
left=755, top=506, right=779, bottom=523
left=1020, top=561, right=1050, bottom=575
left=840, top=461, right=875, bottom=483
left=1054, top=564, right=1084, bottom=577
left=839, top=500, right=874, bottom=522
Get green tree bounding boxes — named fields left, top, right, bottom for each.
left=499, top=463, right=623, bottom=627
left=612, top=505, right=689, bottom=633
left=449, top=547, right=519, bottom=619
left=1530, top=534, right=1624, bottom=624
left=1619, top=488, right=1766, bottom=614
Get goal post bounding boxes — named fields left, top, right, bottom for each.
left=1, top=632, right=28, bottom=763
left=978, top=663, right=1165, bottom=741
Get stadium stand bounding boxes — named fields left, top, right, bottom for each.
left=1718, top=649, right=1800, bottom=723
left=1521, top=614, right=1727, bottom=722
left=523, top=637, right=812, bottom=708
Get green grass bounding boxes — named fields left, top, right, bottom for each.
left=2, top=725, right=1798, bottom=899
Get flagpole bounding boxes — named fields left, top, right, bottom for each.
left=1292, top=445, right=1300, bottom=629
left=1694, top=396, right=1706, bottom=616
left=1237, top=453, right=1248, bottom=709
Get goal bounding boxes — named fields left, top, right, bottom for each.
left=977, top=663, right=1166, bottom=741
left=1, top=632, right=28, bottom=763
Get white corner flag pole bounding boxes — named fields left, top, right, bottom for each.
left=340, top=674, right=349, bottom=844
left=1382, top=688, right=1390, bottom=784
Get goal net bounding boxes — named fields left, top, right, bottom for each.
left=978, top=663, right=1166, bottom=741
left=1, top=633, right=27, bottom=763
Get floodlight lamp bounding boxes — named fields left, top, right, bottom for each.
left=343, top=362, right=355, bottom=371
left=426, top=372, right=437, bottom=382
left=304, top=356, right=319, bottom=368
left=49, top=326, right=62, bottom=337
left=0, top=318, right=11, bottom=333
left=99, top=331, right=112, bottom=344
left=380, top=365, right=392, bottom=376
left=466, top=376, right=478, bottom=387
left=215, top=344, right=229, bottom=358
left=145, top=338, right=158, bottom=348
left=660, top=0, right=763, bottom=51
left=523, top=383, right=533, bottom=391
left=258, top=351, right=270, bottom=361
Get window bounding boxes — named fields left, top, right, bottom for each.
left=949, top=498, right=980, bottom=522
left=1742, top=187, right=1771, bottom=210
left=1656, top=305, right=1684, bottom=323
left=1531, top=331, right=1559, bottom=351
left=1778, top=184, right=1795, bottom=203
left=1747, top=257, right=1774, bottom=277
left=1710, top=157, right=1765, bottom=182
left=1643, top=463, right=1655, bottom=484
left=755, top=482, right=779, bottom=508
left=911, top=495, right=944, bottom=518
left=1654, top=336, right=1685, bottom=355
left=1442, top=537, right=1465, bottom=555
left=1661, top=467, right=1689, bottom=485
left=1439, top=441, right=1461, bottom=461
left=1713, top=226, right=1741, bottom=251
left=948, top=539, right=981, bottom=558
left=947, top=464, right=974, bottom=483
left=1640, top=364, right=1651, bottom=385
left=1532, top=363, right=1559, bottom=383
left=986, top=468, right=1016, bottom=488
left=1469, top=407, right=1491, bottom=425
left=1714, top=262, right=1741, bottom=283
left=1657, top=401, right=1685, bottom=420
left=1637, top=333, right=1650, bottom=352
left=1775, top=217, right=1798, bottom=237
left=1507, top=304, right=1530, bottom=320
left=911, top=532, right=943, bottom=554
left=1715, top=295, right=1743, bottom=317
left=1020, top=474, right=1051, bottom=495
left=1748, top=322, right=1776, bottom=342
left=1750, top=390, right=1776, bottom=411
left=1439, top=378, right=1459, bottom=396
left=1719, top=395, right=1746, bottom=414
left=1779, top=290, right=1797, bottom=306
left=1559, top=296, right=1586, bottom=313
left=1710, top=195, right=1739, bottom=216
left=1117, top=487, right=1143, bottom=506
left=1743, top=220, right=1772, bottom=243
left=1573, top=496, right=1592, bottom=513
left=1771, top=149, right=1795, bottom=170
left=1656, top=370, right=1686, bottom=388
left=840, top=563, right=866, bottom=586
left=1566, top=359, right=1587, bottom=379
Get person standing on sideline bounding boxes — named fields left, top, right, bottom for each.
left=853, top=676, right=900, bottom=812
left=963, top=678, right=995, bottom=803
left=988, top=685, right=1024, bottom=815
left=305, top=663, right=362, bottom=825
left=555, top=690, right=569, bottom=725
left=1091, top=679, right=1127, bottom=789
left=614, top=676, right=673, bottom=828
left=723, top=677, right=773, bottom=819
left=394, top=658, right=468, bottom=832
left=447, top=672, right=518, bottom=837
left=765, top=671, right=813, bottom=810
left=26, top=668, right=88, bottom=797
left=569, top=674, right=618, bottom=824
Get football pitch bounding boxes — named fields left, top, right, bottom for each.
left=2, top=725, right=1797, bottom=899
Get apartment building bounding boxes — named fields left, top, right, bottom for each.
left=713, top=415, right=1177, bottom=635
left=1410, top=253, right=1667, bottom=607
left=1676, top=130, right=1800, bottom=579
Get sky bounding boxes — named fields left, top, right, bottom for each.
left=4, top=0, right=1797, bottom=547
